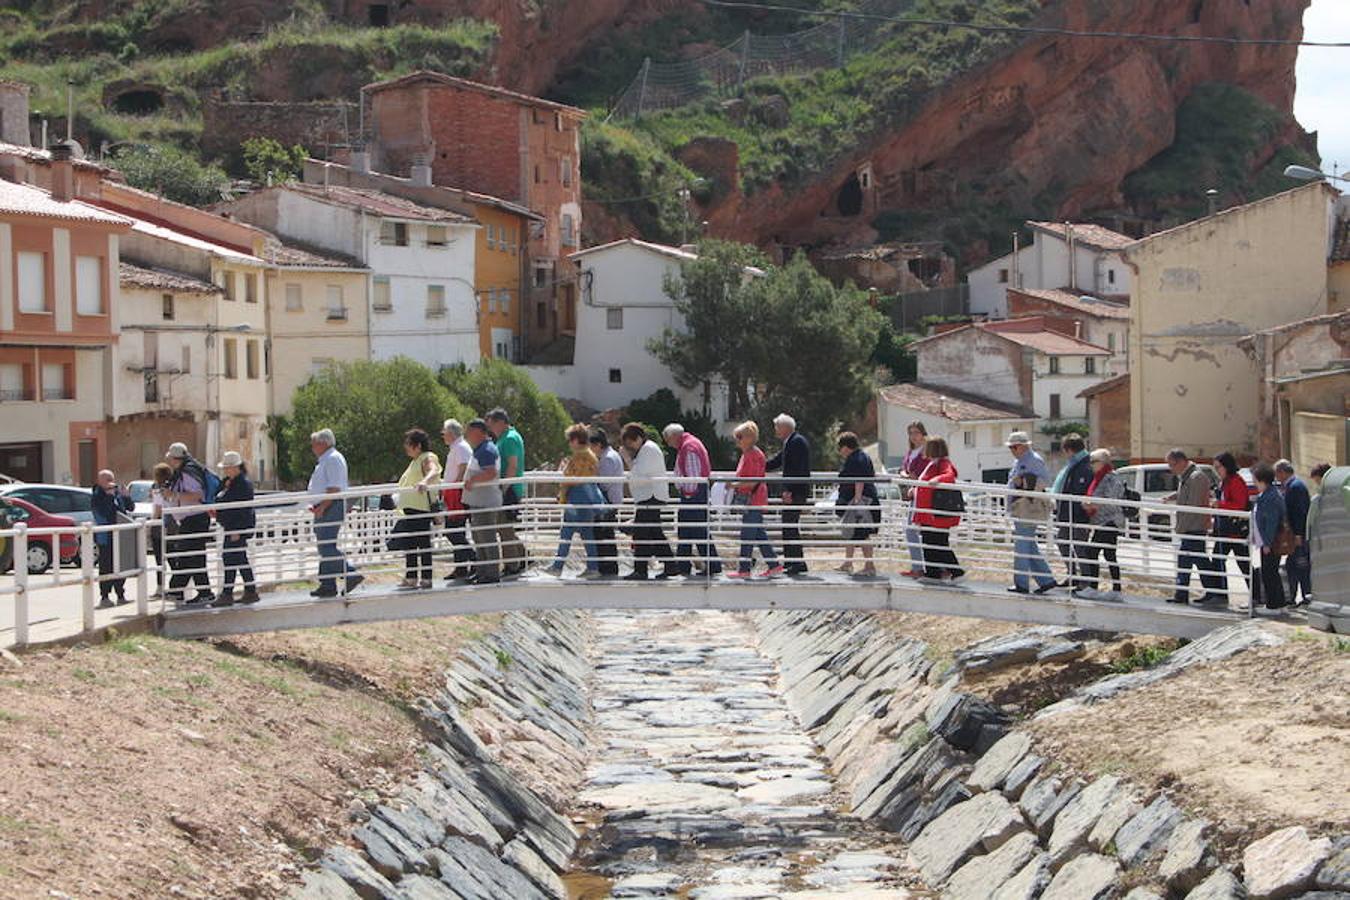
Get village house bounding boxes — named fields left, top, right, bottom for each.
left=300, top=158, right=541, bottom=362
left=363, top=71, right=585, bottom=355
left=1125, top=182, right=1344, bottom=461
left=968, top=221, right=1133, bottom=319
left=876, top=383, right=1036, bottom=483
left=1237, top=310, right=1349, bottom=470
left=259, top=235, right=370, bottom=418
left=0, top=164, right=131, bottom=485
left=1078, top=374, right=1131, bottom=459
left=525, top=239, right=734, bottom=424
left=1007, top=287, right=1130, bottom=373
left=99, top=182, right=274, bottom=480
left=219, top=183, right=480, bottom=372
left=910, top=316, right=1114, bottom=448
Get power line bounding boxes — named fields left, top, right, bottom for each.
left=697, top=0, right=1350, bottom=48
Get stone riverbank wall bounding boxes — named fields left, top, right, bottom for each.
left=292, top=611, right=593, bottom=899
left=754, top=611, right=1348, bottom=900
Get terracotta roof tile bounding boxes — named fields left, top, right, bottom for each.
left=119, top=262, right=220, bottom=294
left=1010, top=287, right=1131, bottom=320
left=0, top=179, right=132, bottom=227
left=285, top=183, right=477, bottom=224
left=364, top=71, right=587, bottom=117
left=262, top=234, right=364, bottom=269
left=0, top=140, right=109, bottom=172
left=878, top=382, right=1034, bottom=421
left=1028, top=221, right=1134, bottom=251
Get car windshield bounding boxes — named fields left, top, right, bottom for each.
left=128, top=481, right=153, bottom=503
left=1143, top=470, right=1178, bottom=493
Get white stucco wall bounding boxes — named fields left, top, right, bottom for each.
left=4, top=348, right=107, bottom=484
left=877, top=398, right=1032, bottom=482
left=968, top=233, right=1132, bottom=319
left=112, top=287, right=212, bottom=419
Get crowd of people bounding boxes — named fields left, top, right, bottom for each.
left=91, top=407, right=1330, bottom=612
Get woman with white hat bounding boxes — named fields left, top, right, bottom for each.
left=213, top=451, right=259, bottom=606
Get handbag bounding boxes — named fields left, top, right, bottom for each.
left=1009, top=492, right=1052, bottom=522
left=931, top=484, right=966, bottom=514
left=840, top=503, right=873, bottom=539
left=1271, top=519, right=1296, bottom=556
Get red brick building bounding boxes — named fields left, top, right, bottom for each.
left=365, top=72, right=585, bottom=354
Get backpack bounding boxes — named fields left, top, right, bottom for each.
left=931, top=484, right=966, bottom=514
left=182, top=459, right=220, bottom=506
left=1122, top=486, right=1141, bottom=520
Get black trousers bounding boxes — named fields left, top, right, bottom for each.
left=1253, top=548, right=1287, bottom=609
left=394, top=511, right=432, bottom=582
left=168, top=514, right=211, bottom=594
left=630, top=499, right=673, bottom=575
left=1057, top=523, right=1091, bottom=586
left=445, top=513, right=475, bottom=567
left=675, top=489, right=719, bottom=574
left=222, top=536, right=255, bottom=591
left=97, top=540, right=126, bottom=599
left=1080, top=526, right=1121, bottom=593
left=1212, top=530, right=1250, bottom=595
left=780, top=495, right=806, bottom=569
left=921, top=527, right=962, bottom=579
left=593, top=508, right=619, bottom=575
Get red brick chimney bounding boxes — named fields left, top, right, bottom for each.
left=49, top=141, right=75, bottom=203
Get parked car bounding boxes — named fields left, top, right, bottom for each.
left=0, top=483, right=94, bottom=524
left=127, top=479, right=157, bottom=519
left=0, top=496, right=79, bottom=573
left=1115, top=463, right=1220, bottom=538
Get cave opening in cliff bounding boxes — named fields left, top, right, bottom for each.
left=835, top=174, right=863, bottom=217
left=368, top=3, right=390, bottom=26
left=111, top=90, right=165, bottom=116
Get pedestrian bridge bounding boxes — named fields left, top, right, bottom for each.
left=1, top=473, right=1291, bottom=648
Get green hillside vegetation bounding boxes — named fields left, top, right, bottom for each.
left=0, top=10, right=495, bottom=161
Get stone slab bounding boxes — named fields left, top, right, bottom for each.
left=1243, top=826, right=1333, bottom=900
left=1041, top=853, right=1121, bottom=900
left=945, top=831, right=1042, bottom=900
left=908, top=791, right=1027, bottom=885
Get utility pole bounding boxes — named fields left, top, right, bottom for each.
left=738, top=31, right=751, bottom=93
left=836, top=16, right=847, bottom=68
left=637, top=58, right=651, bottom=118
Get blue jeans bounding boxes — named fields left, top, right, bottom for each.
left=1012, top=521, right=1056, bottom=591
left=315, top=504, right=355, bottom=591
left=905, top=523, right=924, bottom=570
left=554, top=506, right=598, bottom=570
left=738, top=508, right=778, bottom=572
left=1176, top=535, right=1222, bottom=598
left=1285, top=543, right=1311, bottom=602
left=676, top=486, right=719, bottom=574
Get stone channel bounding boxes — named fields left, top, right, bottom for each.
left=564, top=609, right=919, bottom=899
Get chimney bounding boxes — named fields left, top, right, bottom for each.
left=1064, top=221, right=1076, bottom=291
left=350, top=147, right=370, bottom=175
left=49, top=140, right=75, bottom=203
left=410, top=153, right=432, bottom=187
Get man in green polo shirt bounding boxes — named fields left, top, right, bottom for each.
left=486, top=408, right=526, bottom=575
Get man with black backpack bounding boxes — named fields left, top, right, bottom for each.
left=162, top=442, right=215, bottom=606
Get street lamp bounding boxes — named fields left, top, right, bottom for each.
left=1284, top=164, right=1350, bottom=184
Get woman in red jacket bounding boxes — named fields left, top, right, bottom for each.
left=1211, top=450, right=1250, bottom=598
left=913, top=436, right=964, bottom=581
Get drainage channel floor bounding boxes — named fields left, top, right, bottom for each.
left=562, top=609, right=926, bottom=899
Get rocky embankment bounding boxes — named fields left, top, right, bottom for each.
left=755, top=611, right=1349, bottom=899
left=293, top=611, right=592, bottom=899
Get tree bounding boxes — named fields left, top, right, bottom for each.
left=650, top=243, right=883, bottom=453
left=112, top=144, right=229, bottom=207
left=871, top=320, right=917, bottom=383
left=624, top=388, right=735, bottom=469
left=745, top=253, right=882, bottom=454
left=242, top=136, right=307, bottom=186
left=284, top=357, right=469, bottom=485
left=438, top=359, right=570, bottom=468
left=650, top=239, right=770, bottom=419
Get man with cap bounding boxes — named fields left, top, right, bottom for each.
left=308, top=429, right=364, bottom=599
left=1005, top=432, right=1058, bottom=595
left=161, top=442, right=214, bottom=605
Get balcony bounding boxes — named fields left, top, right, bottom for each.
left=326, top=307, right=349, bottom=322
left=0, top=389, right=32, bottom=402
left=41, top=388, right=71, bottom=401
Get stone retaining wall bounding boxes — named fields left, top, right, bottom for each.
left=754, top=611, right=1346, bottom=899
left=292, top=611, right=592, bottom=899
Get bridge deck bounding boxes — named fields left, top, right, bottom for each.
left=159, top=571, right=1277, bottom=641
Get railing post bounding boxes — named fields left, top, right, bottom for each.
left=80, top=522, right=95, bottom=633
left=13, top=524, right=28, bottom=647
left=135, top=520, right=148, bottom=616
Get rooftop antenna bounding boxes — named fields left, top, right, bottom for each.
left=65, top=79, right=74, bottom=142
left=1206, top=188, right=1219, bottom=216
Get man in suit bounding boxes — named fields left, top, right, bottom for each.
left=1275, top=459, right=1312, bottom=605
left=766, top=413, right=811, bottom=576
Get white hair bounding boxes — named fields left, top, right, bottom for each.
left=310, top=428, right=336, bottom=448
left=443, top=418, right=463, bottom=438
left=773, top=413, right=796, bottom=431
left=662, top=423, right=685, bottom=440
left=1274, top=458, right=1294, bottom=474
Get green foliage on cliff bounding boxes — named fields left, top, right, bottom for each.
left=581, top=121, right=702, bottom=246
left=111, top=143, right=229, bottom=206
left=1124, top=83, right=1320, bottom=221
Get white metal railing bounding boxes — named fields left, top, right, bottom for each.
left=1, top=471, right=1259, bottom=647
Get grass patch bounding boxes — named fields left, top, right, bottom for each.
left=494, top=648, right=513, bottom=671
left=212, top=657, right=299, bottom=697
left=1109, top=645, right=1175, bottom=675
left=72, top=668, right=96, bottom=682
left=0, top=708, right=24, bottom=723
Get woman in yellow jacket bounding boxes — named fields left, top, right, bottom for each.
left=547, top=423, right=604, bottom=577
left=393, top=427, right=442, bottom=589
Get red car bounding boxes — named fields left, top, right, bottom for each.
left=0, top=496, right=79, bottom=574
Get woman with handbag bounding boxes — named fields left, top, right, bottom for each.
left=1250, top=463, right=1288, bottom=610
left=212, top=452, right=259, bottom=607
left=1211, top=451, right=1251, bottom=600
left=1078, top=449, right=1125, bottom=599
left=729, top=421, right=783, bottom=579
left=914, top=436, right=964, bottom=581
left=835, top=432, right=881, bottom=577
left=547, top=423, right=603, bottom=577
left=392, top=428, right=442, bottom=590
left=900, top=421, right=929, bottom=577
